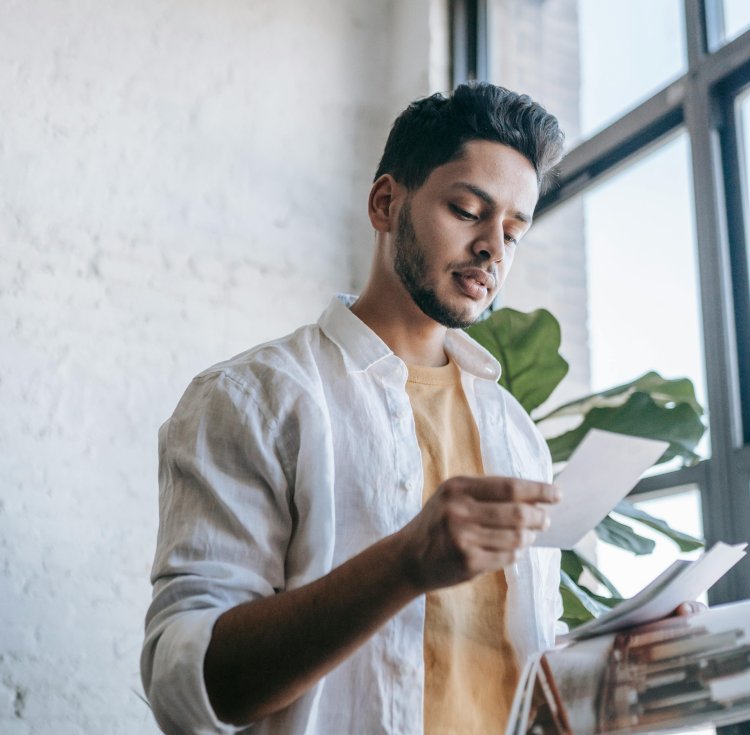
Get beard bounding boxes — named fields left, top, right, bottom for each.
left=393, top=200, right=488, bottom=329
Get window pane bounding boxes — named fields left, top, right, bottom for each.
left=593, top=486, right=715, bottom=735
left=577, top=0, right=686, bottom=143
left=504, top=132, right=710, bottom=464
left=585, top=135, right=704, bottom=388
left=595, top=486, right=705, bottom=598
left=588, top=132, right=709, bottom=465
left=718, top=0, right=750, bottom=47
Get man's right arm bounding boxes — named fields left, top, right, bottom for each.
left=204, top=474, right=559, bottom=726
left=143, top=371, right=558, bottom=732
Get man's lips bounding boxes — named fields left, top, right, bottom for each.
left=452, top=268, right=496, bottom=300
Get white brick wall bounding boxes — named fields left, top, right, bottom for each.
left=0, top=1, right=446, bottom=732
left=4, top=1, right=589, bottom=730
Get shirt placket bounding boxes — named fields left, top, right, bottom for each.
left=377, top=359, right=426, bottom=735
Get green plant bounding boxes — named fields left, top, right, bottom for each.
left=465, top=307, right=706, bottom=628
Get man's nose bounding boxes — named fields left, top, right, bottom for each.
left=471, top=222, right=506, bottom=262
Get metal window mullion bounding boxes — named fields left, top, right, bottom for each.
left=451, top=0, right=470, bottom=87
left=737, top=444, right=750, bottom=471
left=702, top=0, right=726, bottom=51
left=475, top=0, right=488, bottom=82
left=720, top=85, right=750, bottom=446
left=450, top=0, right=489, bottom=87
left=684, top=0, right=708, bottom=71
left=629, top=461, right=708, bottom=498
left=684, top=69, right=750, bottom=603
left=537, top=81, right=685, bottom=214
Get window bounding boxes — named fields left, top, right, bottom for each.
left=710, top=0, right=750, bottom=48
left=475, top=0, right=750, bottom=611
left=577, top=0, right=687, bottom=143
left=547, top=2, right=750, bottom=610
left=596, top=485, right=705, bottom=597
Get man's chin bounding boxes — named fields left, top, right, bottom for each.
left=412, top=293, right=485, bottom=329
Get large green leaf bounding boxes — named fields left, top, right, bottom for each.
left=463, top=306, right=708, bottom=627
left=546, top=392, right=704, bottom=465
left=580, top=587, right=625, bottom=609
left=614, top=500, right=704, bottom=552
left=595, top=515, right=655, bottom=555
left=537, top=370, right=704, bottom=422
left=560, top=570, right=626, bottom=627
left=465, top=308, right=568, bottom=414
left=559, top=570, right=619, bottom=626
left=570, top=549, right=623, bottom=598
left=560, top=549, right=584, bottom=583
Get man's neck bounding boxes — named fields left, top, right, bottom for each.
left=350, top=290, right=449, bottom=368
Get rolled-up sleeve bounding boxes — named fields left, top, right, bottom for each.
left=141, top=370, right=293, bottom=735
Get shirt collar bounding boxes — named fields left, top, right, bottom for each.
left=318, top=295, right=395, bottom=373
left=444, top=328, right=502, bottom=382
left=318, top=294, right=502, bottom=382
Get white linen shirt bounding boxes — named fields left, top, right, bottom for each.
left=142, top=295, right=562, bottom=735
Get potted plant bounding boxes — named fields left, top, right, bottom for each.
left=466, top=307, right=706, bottom=628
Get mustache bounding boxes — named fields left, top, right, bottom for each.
left=450, top=259, right=498, bottom=278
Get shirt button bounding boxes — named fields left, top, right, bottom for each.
left=396, top=408, right=410, bottom=420
left=404, top=479, right=417, bottom=492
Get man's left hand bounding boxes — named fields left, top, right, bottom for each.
left=673, top=601, right=708, bottom=616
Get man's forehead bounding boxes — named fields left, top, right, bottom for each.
left=443, top=139, right=535, bottom=175
left=425, top=141, right=539, bottom=214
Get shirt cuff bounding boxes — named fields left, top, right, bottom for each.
left=147, top=608, right=246, bottom=735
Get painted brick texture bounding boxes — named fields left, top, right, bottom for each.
left=0, top=1, right=405, bottom=732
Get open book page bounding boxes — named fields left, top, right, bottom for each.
left=507, top=655, right=543, bottom=735
left=565, top=542, right=747, bottom=641
left=507, top=601, right=750, bottom=735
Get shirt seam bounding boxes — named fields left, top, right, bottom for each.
left=188, top=369, right=301, bottom=485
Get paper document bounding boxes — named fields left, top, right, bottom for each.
left=533, top=429, right=669, bottom=550
left=564, top=541, right=748, bottom=640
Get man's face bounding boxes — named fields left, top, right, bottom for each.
left=391, top=140, right=539, bottom=328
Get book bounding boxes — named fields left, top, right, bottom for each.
left=505, top=546, right=750, bottom=735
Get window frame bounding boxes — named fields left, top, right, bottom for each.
left=456, top=0, right=750, bottom=606
left=548, top=0, right=750, bottom=607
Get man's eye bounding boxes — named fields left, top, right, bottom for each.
left=505, top=233, right=519, bottom=245
left=450, top=204, right=478, bottom=220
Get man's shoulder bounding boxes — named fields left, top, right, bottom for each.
left=195, top=322, right=329, bottom=401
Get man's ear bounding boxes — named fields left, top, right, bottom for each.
left=368, top=174, right=400, bottom=233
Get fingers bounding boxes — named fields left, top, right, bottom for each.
left=462, top=524, right=539, bottom=551
left=440, top=476, right=557, bottom=531
left=673, top=601, right=708, bottom=616
left=469, top=500, right=551, bottom=531
left=447, top=475, right=560, bottom=505
left=405, top=475, right=562, bottom=590
left=460, top=546, right=520, bottom=575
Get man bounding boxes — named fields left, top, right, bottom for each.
left=142, top=82, right=566, bottom=735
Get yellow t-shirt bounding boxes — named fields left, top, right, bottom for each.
left=405, top=358, right=519, bottom=735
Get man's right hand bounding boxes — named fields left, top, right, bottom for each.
left=395, top=475, right=560, bottom=594
left=204, top=474, right=559, bottom=726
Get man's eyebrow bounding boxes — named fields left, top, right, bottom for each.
left=452, top=181, right=533, bottom=224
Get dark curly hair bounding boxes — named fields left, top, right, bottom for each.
left=374, top=82, right=564, bottom=194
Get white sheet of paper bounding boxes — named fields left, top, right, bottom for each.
left=533, top=429, right=669, bottom=549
